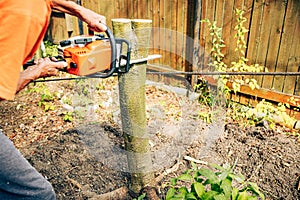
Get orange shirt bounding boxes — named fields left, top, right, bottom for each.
left=0, top=0, right=52, bottom=100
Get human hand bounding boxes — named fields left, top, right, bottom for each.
left=79, top=7, right=107, bottom=32
left=17, top=57, right=67, bottom=93
left=51, top=0, right=107, bottom=32
left=25, top=57, right=67, bottom=80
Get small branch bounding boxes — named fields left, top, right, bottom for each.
left=183, top=156, right=208, bottom=165
left=66, top=176, right=82, bottom=189
left=155, top=161, right=182, bottom=183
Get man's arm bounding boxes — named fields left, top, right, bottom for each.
left=16, top=58, right=66, bottom=93
left=51, top=0, right=107, bottom=32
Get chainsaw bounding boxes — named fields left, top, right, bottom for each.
left=24, top=26, right=131, bottom=79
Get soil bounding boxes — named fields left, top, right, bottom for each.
left=0, top=76, right=299, bottom=200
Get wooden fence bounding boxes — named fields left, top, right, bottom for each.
left=47, top=0, right=300, bottom=116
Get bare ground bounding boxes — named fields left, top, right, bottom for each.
left=0, top=77, right=299, bottom=200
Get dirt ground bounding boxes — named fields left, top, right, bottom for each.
left=0, top=76, right=299, bottom=200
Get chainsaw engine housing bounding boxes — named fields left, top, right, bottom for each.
left=58, top=35, right=111, bottom=76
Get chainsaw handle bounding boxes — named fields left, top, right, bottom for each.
left=88, top=26, right=117, bottom=79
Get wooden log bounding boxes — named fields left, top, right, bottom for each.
left=111, top=18, right=132, bottom=38
left=111, top=18, right=133, bottom=55
left=113, top=19, right=156, bottom=196
left=118, top=63, right=156, bottom=195
left=131, top=19, right=152, bottom=59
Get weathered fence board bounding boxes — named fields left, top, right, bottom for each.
left=281, top=0, right=300, bottom=95
left=273, top=0, right=297, bottom=92
left=46, top=0, right=300, bottom=102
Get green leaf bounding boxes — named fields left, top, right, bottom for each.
left=173, top=193, right=186, bottom=199
left=191, top=162, right=198, bottom=170
left=229, top=173, right=245, bottom=183
left=219, top=170, right=230, bottom=181
left=214, top=194, right=227, bottom=200
left=137, top=193, right=146, bottom=200
left=177, top=173, right=193, bottom=182
left=248, top=182, right=265, bottom=200
left=237, top=191, right=250, bottom=200
left=178, top=186, right=189, bottom=196
left=170, top=178, right=177, bottom=186
left=220, top=178, right=232, bottom=198
left=166, top=188, right=176, bottom=200
left=202, top=191, right=219, bottom=200
left=192, top=182, right=205, bottom=197
left=186, top=193, right=197, bottom=200
left=232, top=188, right=239, bottom=200
left=198, top=168, right=219, bottom=184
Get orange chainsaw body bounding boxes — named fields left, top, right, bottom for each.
left=61, top=37, right=112, bottom=76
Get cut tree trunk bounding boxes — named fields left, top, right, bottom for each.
left=112, top=18, right=156, bottom=196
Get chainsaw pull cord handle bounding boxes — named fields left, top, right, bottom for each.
left=88, top=25, right=117, bottom=78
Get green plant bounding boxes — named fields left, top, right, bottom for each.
left=44, top=41, right=59, bottom=57
left=133, top=193, right=146, bottom=200
left=166, top=163, right=265, bottom=200
left=229, top=9, right=265, bottom=93
left=62, top=111, right=74, bottom=122
left=37, top=88, right=56, bottom=111
left=245, top=100, right=296, bottom=129
left=201, top=8, right=265, bottom=95
left=194, top=77, right=214, bottom=107
left=227, top=99, right=298, bottom=130
left=198, top=111, right=212, bottom=123
left=200, top=19, right=229, bottom=100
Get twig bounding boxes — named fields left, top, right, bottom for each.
left=183, top=156, right=208, bottom=165
left=155, top=161, right=182, bottom=183
left=66, top=176, right=82, bottom=189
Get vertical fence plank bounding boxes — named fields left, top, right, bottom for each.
left=282, top=1, right=300, bottom=95
left=182, top=0, right=189, bottom=75
left=199, top=0, right=207, bottom=72
left=240, top=0, right=253, bottom=105
left=229, top=0, right=244, bottom=103
left=176, top=0, right=186, bottom=71
left=240, top=0, right=255, bottom=106
left=137, top=0, right=148, bottom=19
left=115, top=0, right=127, bottom=18
left=273, top=0, right=297, bottom=92
left=127, top=0, right=134, bottom=18
left=162, top=0, right=172, bottom=67
left=245, top=0, right=264, bottom=65
left=48, top=12, right=68, bottom=44
left=261, top=0, right=286, bottom=90
left=252, top=0, right=272, bottom=86
left=215, top=0, right=225, bottom=28
left=133, top=0, right=139, bottom=19
left=222, top=0, right=235, bottom=66
left=228, top=0, right=244, bottom=63
left=149, top=0, right=161, bottom=65
left=159, top=0, right=167, bottom=67
left=240, top=0, right=262, bottom=106
left=170, top=0, right=178, bottom=70
left=202, top=0, right=216, bottom=71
